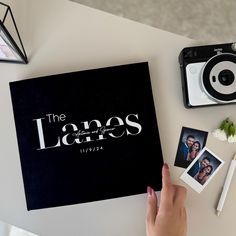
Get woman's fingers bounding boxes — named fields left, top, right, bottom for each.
left=159, top=164, right=173, bottom=212
left=146, top=186, right=158, bottom=227
left=173, top=185, right=187, bottom=207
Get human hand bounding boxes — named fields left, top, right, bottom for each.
left=146, top=164, right=187, bottom=236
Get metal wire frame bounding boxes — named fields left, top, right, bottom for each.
left=0, top=2, right=28, bottom=63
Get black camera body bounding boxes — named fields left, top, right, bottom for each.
left=179, top=42, right=236, bottom=108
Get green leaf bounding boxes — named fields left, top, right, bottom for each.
left=224, top=122, right=230, bottom=136
left=229, top=123, right=235, bottom=136
left=220, top=120, right=226, bottom=130
left=220, top=118, right=229, bottom=130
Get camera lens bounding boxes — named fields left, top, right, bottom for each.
left=218, top=70, right=235, bottom=86
left=201, top=53, right=236, bottom=102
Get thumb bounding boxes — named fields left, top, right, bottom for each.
left=146, top=187, right=158, bottom=227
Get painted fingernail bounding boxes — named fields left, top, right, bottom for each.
left=147, top=186, right=153, bottom=196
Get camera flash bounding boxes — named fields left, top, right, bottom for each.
left=231, top=42, right=236, bottom=51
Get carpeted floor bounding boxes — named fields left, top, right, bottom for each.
left=70, top=0, right=236, bottom=44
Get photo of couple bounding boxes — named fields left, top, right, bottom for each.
left=175, top=127, right=208, bottom=168
left=187, top=156, right=213, bottom=185
left=180, top=147, right=224, bottom=193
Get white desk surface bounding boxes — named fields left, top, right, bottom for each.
left=1, top=0, right=236, bottom=235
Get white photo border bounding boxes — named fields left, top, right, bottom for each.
left=180, top=147, right=224, bottom=193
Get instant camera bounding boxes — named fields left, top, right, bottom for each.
left=179, top=42, right=236, bottom=108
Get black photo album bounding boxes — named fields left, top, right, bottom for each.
left=9, top=62, right=163, bottom=210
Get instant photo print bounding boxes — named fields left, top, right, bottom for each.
left=174, top=127, right=208, bottom=168
left=180, top=147, right=224, bottom=193
left=0, top=220, right=38, bottom=236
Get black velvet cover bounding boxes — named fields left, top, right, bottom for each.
left=9, top=62, right=163, bottom=210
